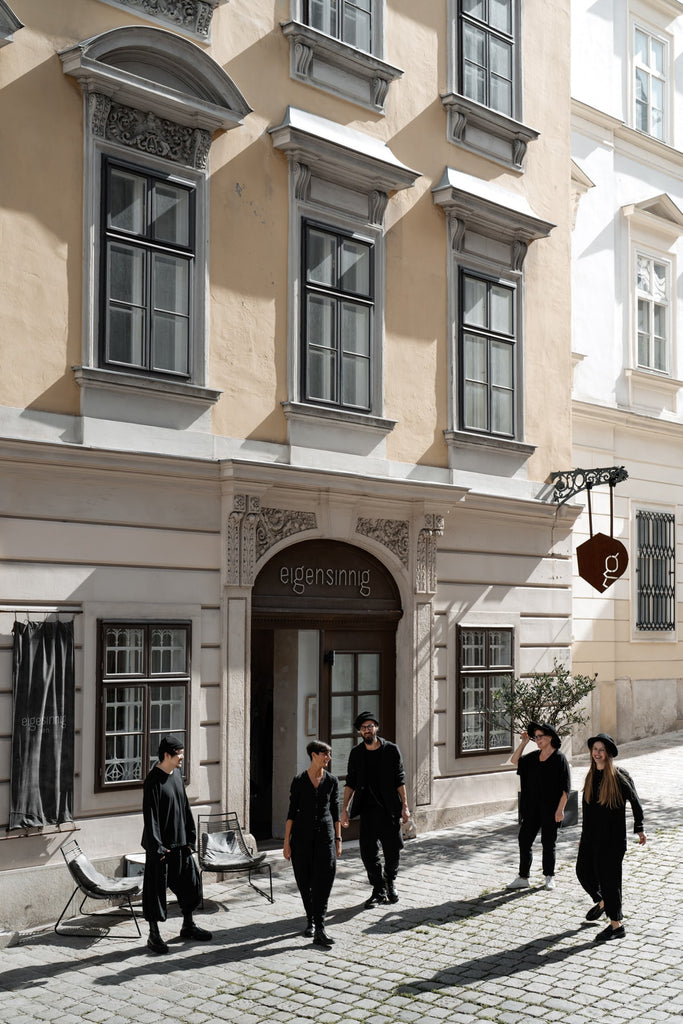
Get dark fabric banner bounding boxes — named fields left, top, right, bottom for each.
left=10, top=620, right=75, bottom=829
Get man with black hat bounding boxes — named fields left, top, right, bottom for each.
left=340, top=712, right=410, bottom=908
left=507, top=721, right=570, bottom=891
left=141, top=734, right=212, bottom=954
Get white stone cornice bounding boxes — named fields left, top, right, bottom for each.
left=60, top=25, right=251, bottom=133
left=269, top=106, right=420, bottom=195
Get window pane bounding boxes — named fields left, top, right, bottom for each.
left=463, top=22, right=486, bottom=66
left=490, top=75, right=512, bottom=116
left=341, top=302, right=370, bottom=355
left=104, top=685, right=143, bottom=783
left=331, top=653, right=354, bottom=692
left=109, top=169, right=145, bottom=234
left=342, top=354, right=370, bottom=409
left=490, top=36, right=511, bottom=78
left=651, top=38, right=664, bottom=75
left=465, top=382, right=488, bottom=430
left=331, top=737, right=354, bottom=778
left=489, top=674, right=511, bottom=747
left=491, top=339, right=513, bottom=387
left=307, top=295, right=337, bottom=401
left=463, top=277, right=487, bottom=326
left=461, top=677, right=486, bottom=751
left=105, top=627, right=144, bottom=675
left=109, top=244, right=144, bottom=306
left=309, top=0, right=337, bottom=35
left=153, top=183, right=190, bottom=246
left=492, top=386, right=513, bottom=434
left=108, top=308, right=144, bottom=366
left=152, top=314, right=189, bottom=374
left=462, top=0, right=485, bottom=18
left=340, top=239, right=370, bottom=294
left=490, top=285, right=513, bottom=335
left=489, top=631, right=511, bottom=666
left=490, top=0, right=512, bottom=34
left=153, top=254, right=189, bottom=315
left=151, top=628, right=187, bottom=674
left=635, top=67, right=648, bottom=104
left=343, top=4, right=371, bottom=50
left=461, top=629, right=486, bottom=667
left=464, top=334, right=487, bottom=381
left=635, top=29, right=648, bottom=64
left=636, top=255, right=650, bottom=292
left=358, top=653, right=380, bottom=691
left=150, top=685, right=186, bottom=733
left=307, top=294, right=335, bottom=347
left=308, top=229, right=337, bottom=286
left=332, top=694, right=354, bottom=733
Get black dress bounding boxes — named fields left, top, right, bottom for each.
left=576, top=767, right=644, bottom=921
left=287, top=769, right=340, bottom=927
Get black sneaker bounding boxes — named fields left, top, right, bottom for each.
left=179, top=923, right=212, bottom=941
left=595, top=924, right=625, bottom=942
left=364, top=888, right=387, bottom=909
left=146, top=933, right=169, bottom=955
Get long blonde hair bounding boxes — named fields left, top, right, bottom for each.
left=583, top=752, right=624, bottom=809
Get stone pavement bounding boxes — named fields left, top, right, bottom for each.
left=2, top=732, right=683, bottom=1024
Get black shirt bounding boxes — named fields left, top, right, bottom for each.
left=581, top=767, right=644, bottom=847
left=287, top=769, right=340, bottom=845
left=517, top=749, right=571, bottom=818
left=141, top=766, right=196, bottom=856
left=346, top=738, right=405, bottom=818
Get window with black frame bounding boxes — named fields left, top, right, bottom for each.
left=635, top=510, right=675, bottom=631
left=460, top=270, right=516, bottom=438
left=98, top=622, right=190, bottom=788
left=302, top=221, right=374, bottom=412
left=457, top=626, right=513, bottom=755
left=459, top=0, right=515, bottom=117
left=304, top=0, right=373, bottom=52
left=102, top=159, right=195, bottom=379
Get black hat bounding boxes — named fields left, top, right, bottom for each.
left=354, top=711, right=379, bottom=731
left=587, top=733, right=618, bottom=758
left=158, top=734, right=184, bottom=760
left=527, top=721, right=561, bottom=749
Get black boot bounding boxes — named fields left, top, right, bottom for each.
left=384, top=876, right=399, bottom=904
left=303, top=916, right=314, bottom=937
left=312, top=920, right=334, bottom=947
left=364, top=887, right=388, bottom=909
left=180, top=915, right=212, bottom=941
left=146, top=922, right=169, bottom=955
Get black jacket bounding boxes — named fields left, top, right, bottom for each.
left=141, top=766, right=196, bottom=856
left=346, top=737, right=405, bottom=819
left=287, top=769, right=340, bottom=847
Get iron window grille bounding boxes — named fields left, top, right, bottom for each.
left=97, top=621, right=191, bottom=789
left=457, top=626, right=513, bottom=755
left=302, top=220, right=374, bottom=413
left=101, top=157, right=195, bottom=380
left=636, top=510, right=675, bottom=631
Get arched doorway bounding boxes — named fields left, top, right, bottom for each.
left=249, top=539, right=402, bottom=839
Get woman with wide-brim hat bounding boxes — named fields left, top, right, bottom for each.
left=507, top=721, right=571, bottom=891
left=576, top=733, right=647, bottom=941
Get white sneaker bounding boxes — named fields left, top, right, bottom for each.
left=544, top=876, right=556, bottom=890
left=507, top=876, right=531, bottom=889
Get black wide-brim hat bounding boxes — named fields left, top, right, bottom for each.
left=587, top=732, right=618, bottom=758
left=354, top=710, right=379, bottom=731
left=527, top=721, right=561, bottom=749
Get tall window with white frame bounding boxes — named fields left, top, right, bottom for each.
left=634, top=25, right=666, bottom=140
left=457, top=626, right=513, bottom=756
left=459, top=0, right=515, bottom=116
left=304, top=0, right=373, bottom=52
left=102, top=158, right=195, bottom=379
left=635, top=511, right=676, bottom=631
left=636, top=253, right=669, bottom=373
left=98, top=621, right=190, bottom=789
left=460, top=269, right=516, bottom=437
left=302, top=221, right=374, bottom=412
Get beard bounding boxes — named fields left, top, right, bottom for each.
left=363, top=733, right=375, bottom=745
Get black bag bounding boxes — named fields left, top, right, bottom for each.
left=559, top=789, right=579, bottom=829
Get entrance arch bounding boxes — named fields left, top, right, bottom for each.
left=249, top=539, right=402, bottom=839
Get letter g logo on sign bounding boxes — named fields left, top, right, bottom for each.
left=576, top=533, right=629, bottom=592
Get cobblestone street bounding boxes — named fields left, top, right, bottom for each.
left=2, top=733, right=683, bottom=1024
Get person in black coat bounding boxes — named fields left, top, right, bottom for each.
left=283, top=740, right=341, bottom=948
left=340, top=711, right=410, bottom=908
left=141, top=734, right=211, bottom=954
left=508, top=721, right=570, bottom=891
left=576, top=732, right=646, bottom=941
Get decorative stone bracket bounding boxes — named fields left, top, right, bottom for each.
left=226, top=495, right=318, bottom=587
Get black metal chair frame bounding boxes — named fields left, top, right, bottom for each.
left=55, top=839, right=142, bottom=938
left=197, top=812, right=274, bottom=906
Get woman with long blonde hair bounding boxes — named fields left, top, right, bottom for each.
left=576, top=733, right=646, bottom=941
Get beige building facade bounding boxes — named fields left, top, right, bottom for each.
left=0, top=0, right=575, bottom=930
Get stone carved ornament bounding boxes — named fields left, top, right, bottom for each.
left=103, top=0, right=217, bottom=39
left=415, top=514, right=444, bottom=595
left=355, top=517, right=409, bottom=568
left=89, top=93, right=211, bottom=170
left=226, top=495, right=318, bottom=586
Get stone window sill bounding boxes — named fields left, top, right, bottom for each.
left=441, top=92, right=538, bottom=172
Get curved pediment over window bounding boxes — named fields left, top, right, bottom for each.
left=60, top=26, right=251, bottom=132
left=0, top=0, right=22, bottom=47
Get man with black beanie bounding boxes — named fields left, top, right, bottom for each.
left=340, top=712, right=410, bottom=908
left=141, top=734, right=211, bottom=953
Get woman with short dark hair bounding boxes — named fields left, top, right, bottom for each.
left=283, top=740, right=341, bottom=948
left=576, top=733, right=646, bottom=941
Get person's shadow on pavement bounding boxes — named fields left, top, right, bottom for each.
left=396, top=927, right=595, bottom=991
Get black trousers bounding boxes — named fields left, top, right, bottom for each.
left=142, top=846, right=201, bottom=923
left=359, top=810, right=403, bottom=889
left=576, top=840, right=625, bottom=922
left=291, top=833, right=336, bottom=926
left=518, top=812, right=559, bottom=877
